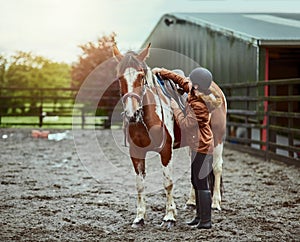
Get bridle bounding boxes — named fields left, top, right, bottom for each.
left=117, top=67, right=148, bottom=123
left=116, top=63, right=167, bottom=151
left=122, top=70, right=148, bottom=104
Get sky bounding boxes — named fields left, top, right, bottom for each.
left=0, top=0, right=300, bottom=63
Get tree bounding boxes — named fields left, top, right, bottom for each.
left=0, top=51, right=72, bottom=114
left=71, top=33, right=120, bottom=128
left=0, top=55, right=7, bottom=86
left=5, top=51, right=71, bottom=89
left=71, top=32, right=117, bottom=88
left=0, top=55, right=9, bottom=115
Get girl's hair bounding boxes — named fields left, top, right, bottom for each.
left=193, top=85, right=222, bottom=112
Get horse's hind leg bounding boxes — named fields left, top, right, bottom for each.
left=186, top=185, right=196, bottom=208
left=212, top=143, right=224, bottom=210
left=131, top=156, right=146, bottom=228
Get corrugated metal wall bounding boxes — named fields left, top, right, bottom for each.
left=144, top=14, right=260, bottom=85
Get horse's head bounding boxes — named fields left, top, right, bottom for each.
left=113, top=43, right=151, bottom=123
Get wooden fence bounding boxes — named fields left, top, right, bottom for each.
left=0, top=87, right=121, bottom=129
left=1, top=78, right=299, bottom=164
left=221, top=78, right=300, bottom=165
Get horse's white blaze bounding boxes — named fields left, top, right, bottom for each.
left=123, top=67, right=140, bottom=117
left=162, top=158, right=177, bottom=221
left=212, top=142, right=223, bottom=210
left=124, top=67, right=137, bottom=92
left=133, top=173, right=146, bottom=223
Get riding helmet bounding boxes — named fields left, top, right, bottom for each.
left=189, top=67, right=212, bottom=92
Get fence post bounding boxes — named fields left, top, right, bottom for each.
left=39, top=89, right=43, bottom=127
left=39, top=105, right=43, bottom=127
left=288, top=84, right=294, bottom=158
left=265, top=100, right=270, bottom=161
left=0, top=96, right=1, bottom=125
left=81, top=107, right=85, bottom=129
left=246, top=85, right=251, bottom=146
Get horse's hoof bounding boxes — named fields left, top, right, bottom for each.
left=160, top=220, right=176, bottom=230
left=212, top=203, right=221, bottom=211
left=132, top=219, right=144, bottom=228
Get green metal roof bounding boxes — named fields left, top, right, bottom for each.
left=169, top=13, right=300, bottom=46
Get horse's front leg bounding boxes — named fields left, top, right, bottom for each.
left=212, top=143, right=224, bottom=211
left=160, top=149, right=177, bottom=229
left=131, top=156, right=146, bottom=228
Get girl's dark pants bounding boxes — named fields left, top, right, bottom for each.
left=191, top=151, right=213, bottom=190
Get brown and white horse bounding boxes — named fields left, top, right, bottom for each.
left=113, top=44, right=177, bottom=229
left=113, top=43, right=227, bottom=228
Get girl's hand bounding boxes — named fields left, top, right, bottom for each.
left=152, top=67, right=162, bottom=75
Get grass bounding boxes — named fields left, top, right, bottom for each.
left=0, top=116, right=113, bottom=129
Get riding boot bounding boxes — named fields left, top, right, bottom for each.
left=196, top=190, right=212, bottom=229
left=186, top=190, right=200, bottom=226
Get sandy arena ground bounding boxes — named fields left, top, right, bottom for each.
left=0, top=128, right=299, bottom=241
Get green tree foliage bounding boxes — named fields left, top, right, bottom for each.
left=3, top=51, right=71, bottom=89
left=0, top=55, right=7, bottom=86
left=0, top=52, right=72, bottom=115
left=71, top=32, right=117, bottom=88
left=0, top=56, right=9, bottom=115
left=71, top=32, right=120, bottom=127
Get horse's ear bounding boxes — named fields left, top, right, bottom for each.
left=137, top=43, right=151, bottom=61
left=112, top=45, right=123, bottom=62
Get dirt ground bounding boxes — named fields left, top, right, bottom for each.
left=0, top=128, right=299, bottom=242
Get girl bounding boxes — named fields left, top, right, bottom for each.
left=152, top=67, right=222, bottom=229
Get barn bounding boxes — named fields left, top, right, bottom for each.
left=143, top=13, right=300, bottom=83
left=142, top=13, right=300, bottom=162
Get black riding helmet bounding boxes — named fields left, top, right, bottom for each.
left=189, top=67, right=212, bottom=93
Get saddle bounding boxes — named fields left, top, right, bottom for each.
left=156, top=74, right=187, bottom=111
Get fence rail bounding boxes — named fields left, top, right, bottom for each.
left=1, top=78, right=299, bottom=164
left=0, top=87, right=121, bottom=129
left=221, top=78, right=300, bottom=165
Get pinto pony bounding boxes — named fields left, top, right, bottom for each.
left=113, top=43, right=177, bottom=229
left=112, top=43, right=226, bottom=228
